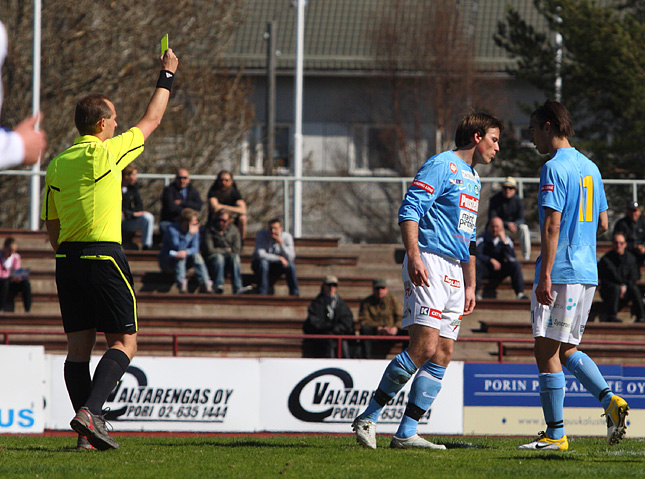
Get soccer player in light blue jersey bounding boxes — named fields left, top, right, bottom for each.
left=517, top=100, right=629, bottom=451
left=352, top=112, right=503, bottom=449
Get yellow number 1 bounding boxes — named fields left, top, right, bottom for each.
left=579, top=176, right=593, bottom=222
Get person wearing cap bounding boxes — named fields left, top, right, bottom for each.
left=488, top=176, right=531, bottom=261
left=358, top=279, right=404, bottom=359
left=613, top=201, right=645, bottom=266
left=251, top=218, right=299, bottom=296
left=302, top=275, right=354, bottom=358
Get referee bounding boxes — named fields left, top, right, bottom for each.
left=42, top=47, right=179, bottom=450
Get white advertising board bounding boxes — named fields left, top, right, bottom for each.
left=259, top=358, right=463, bottom=434
left=47, top=356, right=464, bottom=434
left=48, top=355, right=259, bottom=432
left=0, top=345, right=46, bottom=433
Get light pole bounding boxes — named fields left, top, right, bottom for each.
left=30, top=0, right=42, bottom=231
left=292, top=0, right=305, bottom=237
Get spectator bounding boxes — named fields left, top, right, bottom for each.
left=0, top=237, right=31, bottom=313
left=475, top=217, right=526, bottom=300
left=613, top=201, right=645, bottom=266
left=358, top=279, right=404, bottom=359
left=0, top=21, right=47, bottom=169
left=202, top=209, right=242, bottom=294
left=252, top=218, right=299, bottom=296
left=302, top=275, right=355, bottom=358
left=207, top=170, right=248, bottom=241
left=488, top=176, right=531, bottom=260
left=121, top=165, right=155, bottom=250
left=159, top=168, right=203, bottom=234
left=158, top=208, right=213, bottom=294
left=597, top=233, right=645, bottom=323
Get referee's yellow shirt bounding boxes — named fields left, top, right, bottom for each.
left=41, top=127, right=145, bottom=244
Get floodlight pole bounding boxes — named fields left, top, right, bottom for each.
left=30, top=0, right=42, bottom=231
left=292, top=0, right=305, bottom=237
left=554, top=10, right=563, bottom=102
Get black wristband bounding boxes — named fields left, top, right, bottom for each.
left=156, top=70, right=174, bottom=91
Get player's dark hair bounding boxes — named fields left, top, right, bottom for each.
left=530, top=100, right=575, bottom=138
left=454, top=112, right=504, bottom=148
left=75, top=94, right=112, bottom=135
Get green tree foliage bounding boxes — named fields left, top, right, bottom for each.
left=495, top=0, right=645, bottom=178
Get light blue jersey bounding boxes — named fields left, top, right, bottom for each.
left=399, top=150, right=480, bottom=262
left=534, top=148, right=608, bottom=285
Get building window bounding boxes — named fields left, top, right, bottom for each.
left=352, top=125, right=400, bottom=174
left=243, top=124, right=292, bottom=174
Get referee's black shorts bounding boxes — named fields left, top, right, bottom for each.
left=55, top=242, right=137, bottom=334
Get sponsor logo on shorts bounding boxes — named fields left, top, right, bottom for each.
left=541, top=184, right=555, bottom=192
left=459, top=193, right=479, bottom=213
left=430, top=308, right=442, bottom=319
left=404, top=281, right=413, bottom=299
left=419, top=306, right=430, bottom=316
left=443, top=275, right=461, bottom=288
left=449, top=178, right=464, bottom=185
left=450, top=162, right=458, bottom=173
left=451, top=315, right=462, bottom=331
left=461, top=170, right=477, bottom=181
left=458, top=210, right=476, bottom=235
left=546, top=315, right=573, bottom=331
left=412, top=180, right=435, bottom=194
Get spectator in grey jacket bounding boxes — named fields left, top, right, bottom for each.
left=251, top=218, right=299, bottom=296
left=203, top=209, right=242, bottom=294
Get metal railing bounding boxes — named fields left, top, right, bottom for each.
left=4, top=329, right=645, bottom=363
left=3, top=169, right=644, bottom=234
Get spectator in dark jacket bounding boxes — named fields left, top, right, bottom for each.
left=207, top=170, right=248, bottom=240
left=475, top=217, right=526, bottom=300
left=121, top=165, right=155, bottom=250
left=159, top=168, right=203, bottom=234
left=613, top=201, right=645, bottom=266
left=598, top=232, right=645, bottom=323
left=303, top=275, right=354, bottom=358
left=202, top=209, right=242, bottom=294
left=488, top=176, right=531, bottom=260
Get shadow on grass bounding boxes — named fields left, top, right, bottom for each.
left=444, top=441, right=489, bottom=449
left=150, top=439, right=312, bottom=449
left=514, top=453, right=577, bottom=461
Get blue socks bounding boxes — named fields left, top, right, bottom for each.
left=396, top=362, right=446, bottom=438
left=360, top=351, right=417, bottom=422
left=539, top=372, right=565, bottom=440
left=565, top=351, right=613, bottom=409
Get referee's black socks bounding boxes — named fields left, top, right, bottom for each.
left=64, top=360, right=92, bottom=413
left=85, top=348, right=131, bottom=416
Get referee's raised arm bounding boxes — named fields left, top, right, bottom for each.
left=135, top=48, right=179, bottom=140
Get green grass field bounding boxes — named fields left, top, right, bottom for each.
left=1, top=434, right=644, bottom=478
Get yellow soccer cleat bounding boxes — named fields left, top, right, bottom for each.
left=517, top=431, right=568, bottom=451
left=604, top=395, right=629, bottom=445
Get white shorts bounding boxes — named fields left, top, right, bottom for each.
left=530, top=283, right=595, bottom=345
left=401, top=251, right=465, bottom=340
